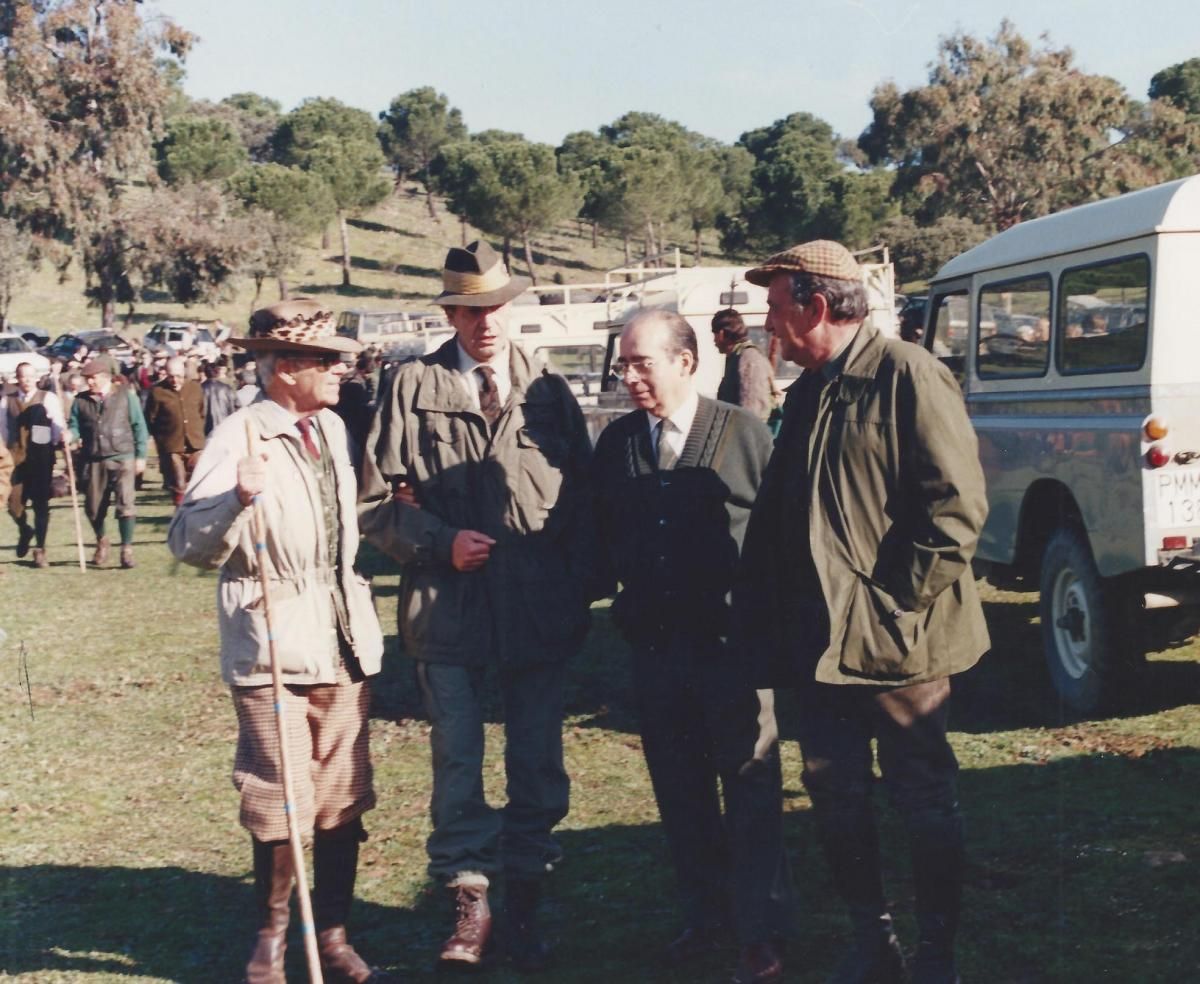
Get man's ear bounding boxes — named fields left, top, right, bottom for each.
left=807, top=291, right=829, bottom=325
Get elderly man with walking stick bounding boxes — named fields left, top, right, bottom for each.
left=168, top=300, right=389, bottom=984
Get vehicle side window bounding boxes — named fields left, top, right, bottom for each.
left=928, top=292, right=968, bottom=387
left=977, top=275, right=1051, bottom=379
left=1057, top=255, right=1149, bottom=375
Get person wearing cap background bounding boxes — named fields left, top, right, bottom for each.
left=735, top=241, right=989, bottom=984
left=168, top=300, right=387, bottom=984
left=359, top=240, right=595, bottom=971
left=711, top=308, right=778, bottom=425
left=68, top=355, right=148, bottom=569
left=592, top=309, right=791, bottom=984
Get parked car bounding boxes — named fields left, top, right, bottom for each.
left=142, top=321, right=220, bottom=361
left=0, top=333, right=51, bottom=382
left=41, top=330, right=136, bottom=370
left=7, top=324, right=50, bottom=347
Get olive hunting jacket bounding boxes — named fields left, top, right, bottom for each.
left=358, top=339, right=595, bottom=667
left=737, top=323, right=990, bottom=687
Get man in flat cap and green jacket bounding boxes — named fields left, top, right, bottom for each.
left=735, top=240, right=990, bottom=984
left=359, top=241, right=595, bottom=972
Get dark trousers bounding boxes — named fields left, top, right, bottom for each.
left=416, top=660, right=569, bottom=882
left=632, top=636, right=793, bottom=945
left=796, top=677, right=963, bottom=927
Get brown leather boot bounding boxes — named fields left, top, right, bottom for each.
left=32, top=547, right=48, bottom=568
left=440, top=877, right=492, bottom=967
left=92, top=535, right=110, bottom=566
left=312, top=821, right=385, bottom=982
left=245, top=839, right=293, bottom=984
left=119, top=544, right=135, bottom=569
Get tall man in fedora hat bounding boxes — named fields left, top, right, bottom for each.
left=736, top=241, right=989, bottom=984
left=169, top=300, right=388, bottom=984
left=360, top=241, right=595, bottom=971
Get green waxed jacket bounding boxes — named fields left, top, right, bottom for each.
left=358, top=339, right=595, bottom=667
left=738, top=323, right=991, bottom=687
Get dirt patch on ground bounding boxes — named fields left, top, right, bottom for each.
left=1019, top=726, right=1176, bottom=764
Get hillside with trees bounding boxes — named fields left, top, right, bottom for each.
left=3, top=4, right=1199, bottom=336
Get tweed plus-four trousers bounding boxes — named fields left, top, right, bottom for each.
left=231, top=661, right=375, bottom=842
left=84, top=459, right=137, bottom=526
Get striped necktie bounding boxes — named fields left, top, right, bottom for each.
left=656, top=419, right=678, bottom=471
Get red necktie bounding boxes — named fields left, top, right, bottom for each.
left=296, top=417, right=320, bottom=460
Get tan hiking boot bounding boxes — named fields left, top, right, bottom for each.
left=119, top=545, right=135, bottom=569
left=92, top=536, right=110, bottom=566
left=32, top=547, right=48, bottom=569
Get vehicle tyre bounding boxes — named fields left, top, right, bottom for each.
left=1039, top=526, right=1142, bottom=714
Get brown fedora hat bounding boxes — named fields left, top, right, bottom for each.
left=230, top=299, right=361, bottom=354
left=435, top=240, right=529, bottom=307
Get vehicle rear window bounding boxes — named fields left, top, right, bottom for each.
left=977, top=275, right=1051, bottom=379
left=1057, top=255, right=1149, bottom=375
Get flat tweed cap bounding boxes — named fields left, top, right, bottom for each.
left=745, top=240, right=861, bottom=286
left=81, top=354, right=121, bottom=377
left=436, top=240, right=529, bottom=307
left=231, top=299, right=360, bottom=354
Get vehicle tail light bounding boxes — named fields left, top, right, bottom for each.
left=1163, top=535, right=1189, bottom=550
left=1146, top=445, right=1171, bottom=468
left=1144, top=416, right=1169, bottom=441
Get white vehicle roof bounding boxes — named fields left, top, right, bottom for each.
left=933, top=174, right=1200, bottom=281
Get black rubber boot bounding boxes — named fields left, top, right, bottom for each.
left=245, top=839, right=292, bottom=984
left=313, top=820, right=387, bottom=983
left=909, top=810, right=964, bottom=984
left=504, top=876, right=550, bottom=972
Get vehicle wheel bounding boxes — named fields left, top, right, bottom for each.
left=1038, top=527, right=1141, bottom=714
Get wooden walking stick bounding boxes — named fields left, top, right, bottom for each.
left=54, top=377, right=87, bottom=572
left=244, top=420, right=324, bottom=984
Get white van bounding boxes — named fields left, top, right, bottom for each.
left=922, top=174, right=1200, bottom=711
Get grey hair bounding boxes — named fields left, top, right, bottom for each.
left=623, top=309, right=699, bottom=375
left=789, top=272, right=868, bottom=324
left=255, top=352, right=279, bottom=389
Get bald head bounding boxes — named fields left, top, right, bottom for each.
left=165, top=356, right=186, bottom=390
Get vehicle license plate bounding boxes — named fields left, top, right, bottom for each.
left=1155, top=467, right=1200, bottom=528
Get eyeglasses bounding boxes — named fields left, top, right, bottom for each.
left=284, top=352, right=345, bottom=371
left=612, top=357, right=657, bottom=379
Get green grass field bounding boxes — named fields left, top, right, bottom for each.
left=1, top=465, right=1198, bottom=983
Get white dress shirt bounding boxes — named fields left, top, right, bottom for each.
left=645, top=388, right=699, bottom=460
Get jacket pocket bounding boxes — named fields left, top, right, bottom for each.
left=401, top=570, right=466, bottom=651
left=514, top=428, right=567, bottom=533
left=839, top=569, right=931, bottom=680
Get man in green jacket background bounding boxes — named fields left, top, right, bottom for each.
left=359, top=241, right=595, bottom=972
left=68, top=357, right=148, bottom=569
left=737, top=240, right=989, bottom=984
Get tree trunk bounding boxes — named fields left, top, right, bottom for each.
left=339, top=212, right=352, bottom=288
left=591, top=221, right=598, bottom=249
left=250, top=274, right=263, bottom=313
left=425, top=184, right=439, bottom=223
left=695, top=226, right=702, bottom=264
left=522, top=232, right=538, bottom=287
left=461, top=216, right=468, bottom=246
left=102, top=299, right=115, bottom=328
left=277, top=276, right=290, bottom=301
left=623, top=235, right=631, bottom=265
left=502, top=236, right=512, bottom=273
left=321, top=224, right=330, bottom=250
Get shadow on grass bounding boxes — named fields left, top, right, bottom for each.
left=348, top=217, right=426, bottom=239
left=4, top=748, right=1199, bottom=981
left=294, top=283, right=400, bottom=300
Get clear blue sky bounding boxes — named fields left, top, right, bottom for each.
left=149, top=0, right=1200, bottom=145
